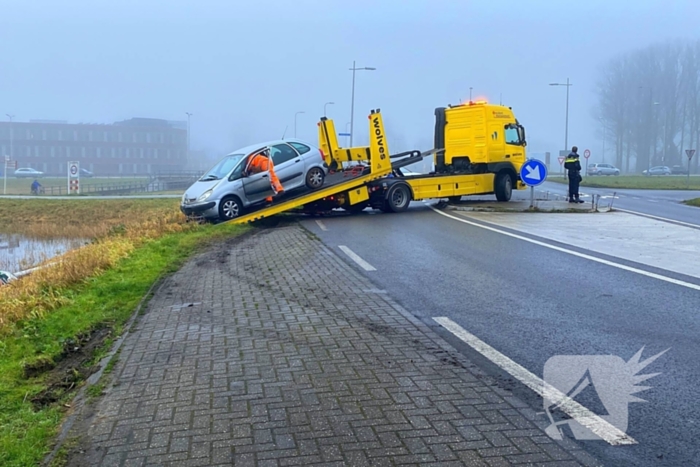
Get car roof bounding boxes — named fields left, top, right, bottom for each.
left=225, top=139, right=316, bottom=156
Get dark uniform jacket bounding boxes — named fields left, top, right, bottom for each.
left=564, top=153, right=582, bottom=180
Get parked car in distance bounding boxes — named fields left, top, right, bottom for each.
left=0, top=270, right=18, bottom=286
left=642, top=166, right=671, bottom=176
left=80, top=168, right=94, bottom=177
left=14, top=167, right=44, bottom=178
left=671, top=165, right=689, bottom=175
left=587, top=163, right=620, bottom=176
left=180, top=139, right=329, bottom=221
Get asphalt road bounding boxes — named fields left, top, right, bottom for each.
left=536, top=181, right=700, bottom=227
left=301, top=203, right=700, bottom=467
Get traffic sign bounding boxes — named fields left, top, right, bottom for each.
left=520, top=159, right=547, bottom=187
left=687, top=149, right=696, bottom=160
left=558, top=156, right=565, bottom=165
left=584, top=149, right=591, bottom=159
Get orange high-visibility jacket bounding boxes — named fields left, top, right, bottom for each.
left=246, top=152, right=284, bottom=194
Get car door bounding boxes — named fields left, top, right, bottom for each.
left=270, top=143, right=304, bottom=190
left=241, top=154, right=275, bottom=205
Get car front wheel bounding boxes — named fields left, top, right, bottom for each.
left=218, top=196, right=243, bottom=221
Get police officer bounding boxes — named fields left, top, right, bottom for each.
left=564, top=146, right=584, bottom=203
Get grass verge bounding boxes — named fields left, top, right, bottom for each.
left=546, top=175, right=700, bottom=190
left=683, top=198, right=700, bottom=207
left=0, top=199, right=249, bottom=466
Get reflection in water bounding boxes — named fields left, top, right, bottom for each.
left=0, top=234, right=87, bottom=273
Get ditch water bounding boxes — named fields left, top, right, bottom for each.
left=0, top=234, right=87, bottom=274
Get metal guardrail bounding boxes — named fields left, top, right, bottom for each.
left=29, top=172, right=203, bottom=196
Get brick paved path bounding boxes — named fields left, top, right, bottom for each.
left=65, top=225, right=599, bottom=466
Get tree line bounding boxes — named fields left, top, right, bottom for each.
left=596, top=39, right=699, bottom=173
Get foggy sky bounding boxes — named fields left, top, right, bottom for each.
left=2, top=0, right=699, bottom=164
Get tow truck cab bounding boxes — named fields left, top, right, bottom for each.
left=434, top=101, right=527, bottom=182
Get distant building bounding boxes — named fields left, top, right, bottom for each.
left=0, top=117, right=188, bottom=176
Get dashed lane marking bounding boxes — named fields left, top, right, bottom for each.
left=427, top=204, right=700, bottom=291
left=432, top=317, right=637, bottom=446
left=338, top=245, right=376, bottom=271
left=315, top=220, right=328, bottom=231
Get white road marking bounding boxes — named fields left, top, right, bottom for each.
left=315, top=220, right=328, bottom=231
left=338, top=245, right=376, bottom=271
left=615, top=208, right=700, bottom=229
left=432, top=317, right=637, bottom=446
left=427, top=205, right=700, bottom=292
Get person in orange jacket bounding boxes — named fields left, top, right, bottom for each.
left=246, top=148, right=284, bottom=202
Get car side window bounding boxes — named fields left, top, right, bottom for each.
left=289, top=142, right=310, bottom=154
left=271, top=144, right=298, bottom=165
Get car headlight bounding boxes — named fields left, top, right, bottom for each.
left=197, top=190, right=213, bottom=202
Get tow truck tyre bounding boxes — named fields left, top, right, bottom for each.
left=305, top=167, right=325, bottom=190
left=218, top=195, right=243, bottom=220
left=386, top=183, right=411, bottom=213
left=494, top=172, right=513, bottom=202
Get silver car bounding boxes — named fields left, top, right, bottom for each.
left=587, top=163, right=620, bottom=176
left=180, top=139, right=328, bottom=221
left=14, top=168, right=44, bottom=178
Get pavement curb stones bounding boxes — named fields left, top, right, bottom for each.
left=57, top=222, right=602, bottom=466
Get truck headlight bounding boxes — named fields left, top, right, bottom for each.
left=197, top=190, right=213, bottom=202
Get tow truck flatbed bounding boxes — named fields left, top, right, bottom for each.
left=223, top=103, right=528, bottom=224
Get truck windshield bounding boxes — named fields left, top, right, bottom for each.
left=200, top=154, right=245, bottom=181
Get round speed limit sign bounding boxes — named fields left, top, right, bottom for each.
left=583, top=149, right=591, bottom=159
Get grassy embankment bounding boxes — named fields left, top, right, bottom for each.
left=0, top=198, right=248, bottom=466
left=546, top=175, right=700, bottom=190
left=684, top=198, right=700, bottom=207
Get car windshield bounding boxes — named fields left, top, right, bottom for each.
left=199, top=154, right=246, bottom=181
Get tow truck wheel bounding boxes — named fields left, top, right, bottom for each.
left=494, top=172, right=513, bottom=202
left=305, top=167, right=325, bottom=190
left=218, top=195, right=243, bottom=220
left=386, top=183, right=411, bottom=213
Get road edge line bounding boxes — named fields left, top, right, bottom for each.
left=428, top=204, right=700, bottom=292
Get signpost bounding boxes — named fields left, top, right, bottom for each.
left=686, top=149, right=695, bottom=188
left=68, top=161, right=80, bottom=195
left=520, top=158, right=548, bottom=208
left=3, top=156, right=18, bottom=195
left=557, top=156, right=565, bottom=178
left=583, top=149, right=591, bottom=176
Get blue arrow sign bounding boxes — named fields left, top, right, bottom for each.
left=519, top=159, right=547, bottom=187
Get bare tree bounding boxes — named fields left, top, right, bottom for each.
left=595, top=39, right=699, bottom=173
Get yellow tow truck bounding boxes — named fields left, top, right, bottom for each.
left=226, top=100, right=528, bottom=224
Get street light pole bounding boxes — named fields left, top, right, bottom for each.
left=349, top=61, right=376, bottom=147
left=294, top=111, right=305, bottom=138
left=324, top=102, right=334, bottom=117
left=549, top=78, right=572, bottom=153
left=469, top=87, right=473, bottom=101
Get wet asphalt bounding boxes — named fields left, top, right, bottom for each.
left=300, top=203, right=700, bottom=467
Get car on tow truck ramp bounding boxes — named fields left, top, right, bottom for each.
left=180, top=139, right=329, bottom=221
